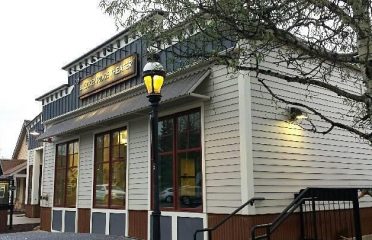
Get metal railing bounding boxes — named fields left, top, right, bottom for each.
left=193, top=197, right=265, bottom=240
left=251, top=188, right=362, bottom=240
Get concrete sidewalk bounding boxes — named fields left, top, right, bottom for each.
left=8, top=214, right=40, bottom=225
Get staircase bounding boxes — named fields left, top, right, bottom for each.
left=251, top=188, right=362, bottom=240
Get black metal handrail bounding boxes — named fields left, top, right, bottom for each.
left=193, top=197, right=265, bottom=240
left=250, top=188, right=362, bottom=240
left=250, top=196, right=312, bottom=240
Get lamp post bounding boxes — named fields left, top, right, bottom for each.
left=143, top=60, right=165, bottom=240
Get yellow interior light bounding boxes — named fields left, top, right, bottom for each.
left=153, top=75, right=164, bottom=94
left=144, top=75, right=153, bottom=94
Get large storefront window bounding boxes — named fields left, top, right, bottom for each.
left=158, top=108, right=202, bottom=211
left=94, top=128, right=127, bottom=209
left=54, top=140, right=79, bottom=207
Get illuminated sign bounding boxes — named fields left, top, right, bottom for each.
left=80, top=54, right=137, bottom=98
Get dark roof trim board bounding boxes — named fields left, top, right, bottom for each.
left=38, top=65, right=211, bottom=140
left=62, top=10, right=165, bottom=71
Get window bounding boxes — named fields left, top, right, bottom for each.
left=157, top=108, right=202, bottom=211
left=94, top=128, right=127, bottom=209
left=54, top=140, right=79, bottom=207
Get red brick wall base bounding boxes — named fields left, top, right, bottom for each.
left=25, top=204, right=40, bottom=218
left=208, top=207, right=372, bottom=240
left=40, top=207, right=51, bottom=231
left=128, top=210, right=148, bottom=240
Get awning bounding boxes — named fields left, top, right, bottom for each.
left=38, top=66, right=211, bottom=140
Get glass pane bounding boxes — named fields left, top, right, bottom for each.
left=112, top=145, right=119, bottom=161
left=57, top=144, right=67, bottom=168
left=66, top=167, right=78, bottom=207
left=103, top=148, right=110, bottom=162
left=189, top=112, right=201, bottom=148
left=68, top=155, right=74, bottom=168
left=104, top=134, right=110, bottom=148
left=54, top=170, right=66, bottom=206
left=158, top=119, right=173, bottom=153
left=189, top=112, right=201, bottom=132
left=74, top=154, right=79, bottom=167
left=74, top=141, right=79, bottom=154
left=120, top=130, right=127, bottom=145
left=189, top=131, right=201, bottom=148
left=96, top=147, right=103, bottom=163
left=110, top=161, right=126, bottom=207
left=178, top=151, right=202, bottom=209
left=177, top=115, right=188, bottom=149
left=119, top=144, right=127, bottom=160
left=159, top=155, right=173, bottom=208
left=96, top=135, right=103, bottom=149
left=95, top=162, right=110, bottom=207
left=112, top=131, right=120, bottom=146
left=68, top=143, right=74, bottom=155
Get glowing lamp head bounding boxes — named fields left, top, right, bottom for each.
left=289, top=107, right=308, bottom=122
left=143, top=61, right=166, bottom=95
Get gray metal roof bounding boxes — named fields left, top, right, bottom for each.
left=38, top=66, right=211, bottom=140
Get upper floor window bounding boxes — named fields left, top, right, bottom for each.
left=157, top=108, right=202, bottom=211
left=54, top=140, right=79, bottom=207
left=94, top=128, right=127, bottom=209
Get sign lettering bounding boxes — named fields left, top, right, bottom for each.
left=80, top=54, right=137, bottom=98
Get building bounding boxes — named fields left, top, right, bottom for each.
left=0, top=120, right=30, bottom=211
left=24, top=114, right=44, bottom=218
left=35, top=18, right=372, bottom=239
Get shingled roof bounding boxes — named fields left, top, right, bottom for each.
left=0, top=159, right=27, bottom=177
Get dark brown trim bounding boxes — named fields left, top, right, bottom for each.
left=128, top=210, right=148, bottom=239
left=25, top=204, right=40, bottom=218
left=40, top=207, right=51, bottom=232
left=77, top=208, right=91, bottom=233
left=153, top=108, right=203, bottom=212
left=53, top=140, right=79, bottom=208
left=93, top=127, right=127, bottom=209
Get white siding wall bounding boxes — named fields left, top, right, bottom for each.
left=40, top=142, right=55, bottom=207
left=28, top=149, right=34, bottom=166
left=128, top=118, right=149, bottom=210
left=78, top=133, right=94, bottom=208
left=250, top=55, right=372, bottom=214
left=202, top=65, right=242, bottom=214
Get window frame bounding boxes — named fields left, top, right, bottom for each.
left=53, top=139, right=79, bottom=208
left=153, top=108, right=203, bottom=212
left=93, top=127, right=128, bottom=209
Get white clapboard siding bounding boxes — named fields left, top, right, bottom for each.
left=201, top=65, right=242, bottom=214
left=41, top=142, right=55, bottom=207
left=128, top=117, right=149, bottom=210
left=250, top=55, right=372, bottom=214
left=78, top=133, right=94, bottom=208
left=28, top=149, right=34, bottom=166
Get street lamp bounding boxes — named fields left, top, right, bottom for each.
left=143, top=60, right=165, bottom=240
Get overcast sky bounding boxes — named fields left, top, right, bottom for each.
left=0, top=0, right=119, bottom=158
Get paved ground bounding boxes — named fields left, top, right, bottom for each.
left=0, top=232, right=135, bottom=240
left=8, top=214, right=40, bottom=225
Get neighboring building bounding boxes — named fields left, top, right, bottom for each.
left=34, top=18, right=372, bottom=239
left=25, top=114, right=44, bottom=218
left=0, top=120, right=30, bottom=211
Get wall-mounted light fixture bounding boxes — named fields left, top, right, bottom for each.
left=288, top=107, right=308, bottom=122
